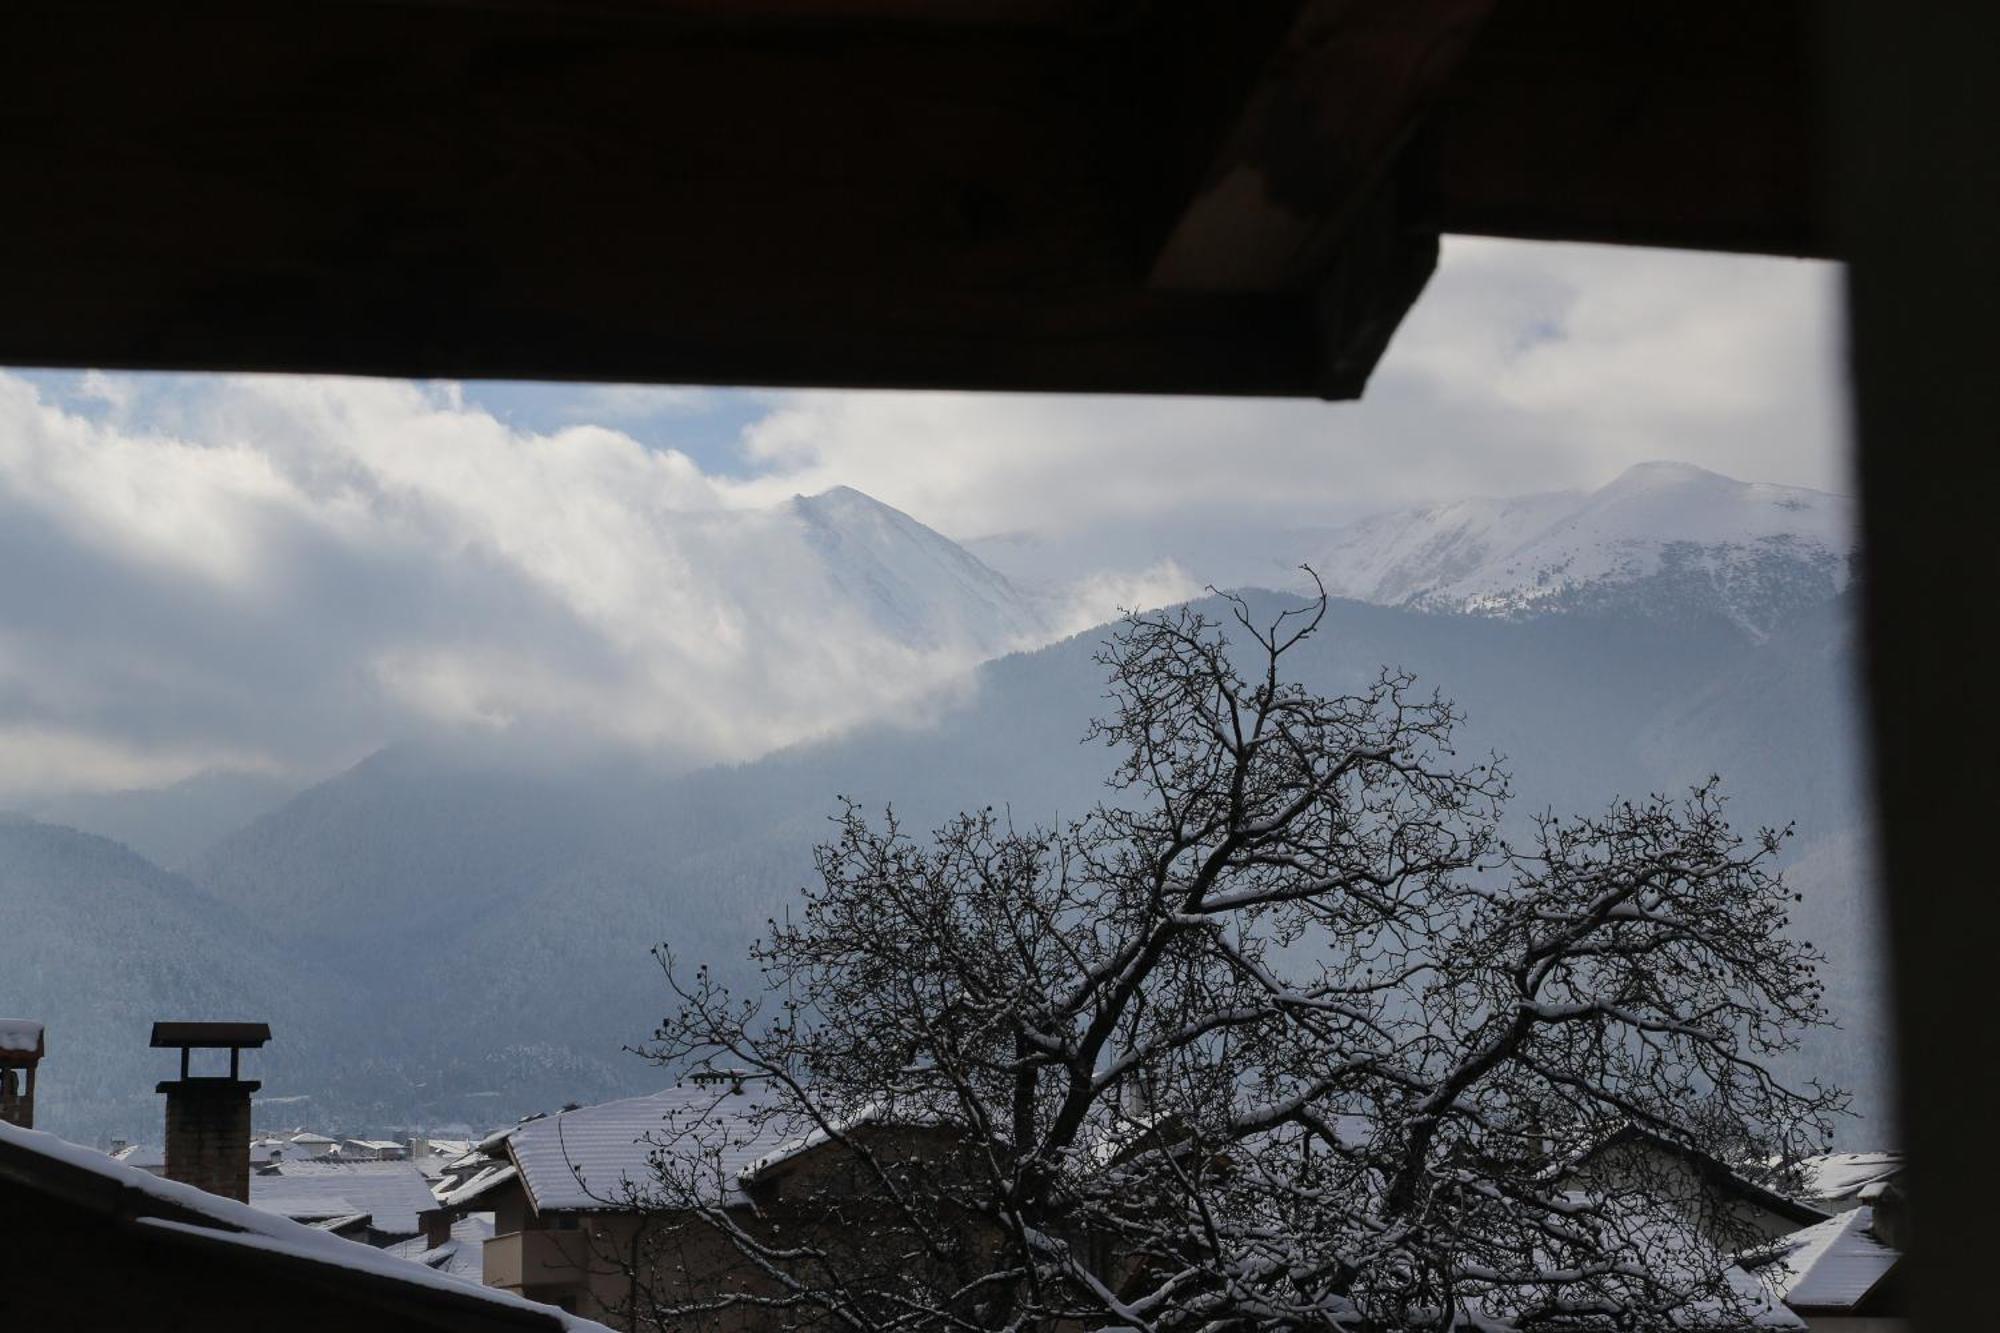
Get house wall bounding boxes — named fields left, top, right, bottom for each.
left=1568, top=1139, right=1810, bottom=1247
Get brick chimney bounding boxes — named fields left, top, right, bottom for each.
left=151, top=1021, right=270, bottom=1202
left=0, top=1019, right=44, bottom=1129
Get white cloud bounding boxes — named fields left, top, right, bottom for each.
left=0, top=375, right=1046, bottom=795
left=1047, top=561, right=1205, bottom=639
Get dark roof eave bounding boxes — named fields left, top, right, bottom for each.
left=133, top=1214, right=563, bottom=1333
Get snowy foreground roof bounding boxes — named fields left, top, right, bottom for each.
left=0, top=1118, right=610, bottom=1332
left=499, top=1081, right=791, bottom=1213
left=250, top=1158, right=441, bottom=1234
left=1765, top=1205, right=1900, bottom=1311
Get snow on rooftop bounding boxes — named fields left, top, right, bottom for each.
left=250, top=1159, right=439, bottom=1234
left=502, top=1081, right=791, bottom=1213
left=1766, top=1205, right=1899, bottom=1311
left=1798, top=1151, right=1902, bottom=1204
left=387, top=1212, right=494, bottom=1282
left=110, top=1142, right=166, bottom=1170
left=0, top=1018, right=44, bottom=1055
left=0, top=1118, right=610, bottom=1332
left=435, top=1161, right=516, bottom=1209
left=737, top=1101, right=886, bottom=1182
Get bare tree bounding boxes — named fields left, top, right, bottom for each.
left=635, top=586, right=1841, bottom=1332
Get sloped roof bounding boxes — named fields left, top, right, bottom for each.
left=0, top=1118, right=608, bottom=1332
left=250, top=1159, right=439, bottom=1234
left=737, top=1095, right=968, bottom=1183
left=501, top=1081, right=790, bottom=1214
left=1798, top=1151, right=1902, bottom=1205
left=437, top=1162, right=516, bottom=1210
left=388, top=1212, right=495, bottom=1283
left=1766, top=1205, right=1900, bottom=1311
left=110, top=1143, right=166, bottom=1171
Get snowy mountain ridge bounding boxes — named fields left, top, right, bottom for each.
left=786, top=485, right=1053, bottom=655
left=1295, top=462, right=1854, bottom=639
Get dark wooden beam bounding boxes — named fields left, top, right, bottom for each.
left=0, top=1, right=1831, bottom=394
left=0, top=1, right=1331, bottom=395
left=1427, top=0, right=1829, bottom=258
left=1831, top=5, right=2000, bottom=1331
left=1152, top=0, right=1492, bottom=292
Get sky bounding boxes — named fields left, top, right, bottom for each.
left=0, top=237, right=1852, bottom=800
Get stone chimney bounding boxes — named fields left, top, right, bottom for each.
left=151, top=1021, right=270, bottom=1202
left=0, top=1019, right=45, bottom=1129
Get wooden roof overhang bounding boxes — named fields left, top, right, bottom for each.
left=0, top=0, right=1823, bottom=399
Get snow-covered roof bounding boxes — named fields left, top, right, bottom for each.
left=0, top=1018, right=44, bottom=1058
left=345, top=1138, right=404, bottom=1152
left=436, top=1160, right=517, bottom=1209
left=387, top=1212, right=494, bottom=1282
left=501, top=1081, right=790, bottom=1213
left=288, top=1131, right=337, bottom=1145
left=0, top=1118, right=609, bottom=1332
left=110, top=1142, right=166, bottom=1170
left=1797, top=1151, right=1902, bottom=1205
left=738, top=1100, right=900, bottom=1182
left=249, top=1159, right=439, bottom=1234
left=307, top=1211, right=374, bottom=1235
left=1765, top=1205, right=1899, bottom=1311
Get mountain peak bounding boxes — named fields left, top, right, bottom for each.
left=1299, top=461, right=1854, bottom=639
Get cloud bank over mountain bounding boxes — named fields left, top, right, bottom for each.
left=0, top=373, right=1129, bottom=799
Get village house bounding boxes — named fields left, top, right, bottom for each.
left=1551, top=1126, right=1908, bottom=1333
left=440, top=1077, right=993, bottom=1330
left=1555, top=1123, right=1833, bottom=1250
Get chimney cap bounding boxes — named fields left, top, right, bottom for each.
left=150, top=1021, right=270, bottom=1050
left=0, top=1019, right=43, bottom=1066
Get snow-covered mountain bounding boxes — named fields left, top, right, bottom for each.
left=785, top=485, right=1053, bottom=654
left=1292, top=462, right=1854, bottom=638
